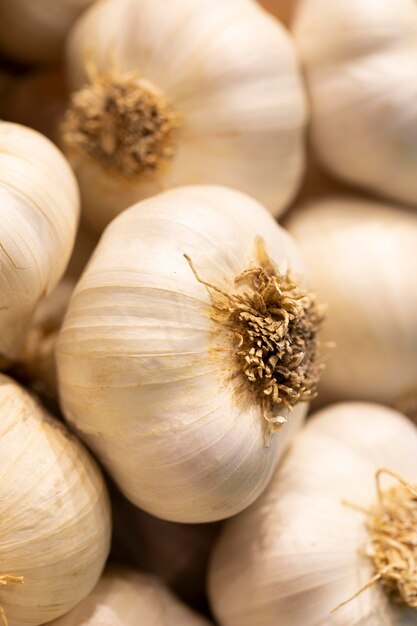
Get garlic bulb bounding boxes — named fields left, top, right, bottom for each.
left=293, top=0, right=417, bottom=206
left=209, top=402, right=417, bottom=626
left=48, top=569, right=212, bottom=626
left=285, top=198, right=417, bottom=407
left=0, top=0, right=94, bottom=64
left=56, top=185, right=325, bottom=523
left=0, top=374, right=111, bottom=626
left=0, top=122, right=79, bottom=366
left=62, top=0, right=307, bottom=234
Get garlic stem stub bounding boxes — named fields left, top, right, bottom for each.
left=56, top=185, right=324, bottom=523
left=0, top=374, right=111, bottom=626
left=285, top=197, right=417, bottom=408
left=0, top=122, right=79, bottom=366
left=62, top=0, right=307, bottom=233
left=209, top=403, right=417, bottom=626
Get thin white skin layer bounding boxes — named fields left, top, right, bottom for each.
left=209, top=403, right=417, bottom=626
left=286, top=197, right=417, bottom=405
left=293, top=0, right=417, bottom=206
left=0, top=123, right=79, bottom=362
left=0, top=375, right=111, bottom=626
left=48, top=569, right=212, bottom=626
left=65, top=0, right=307, bottom=232
left=57, top=185, right=308, bottom=523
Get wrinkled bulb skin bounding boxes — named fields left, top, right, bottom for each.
left=293, top=0, right=417, bottom=206
left=63, top=0, right=307, bottom=234
left=56, top=185, right=323, bottom=523
left=0, top=375, right=111, bottom=626
left=0, top=123, right=79, bottom=366
left=209, top=403, right=417, bottom=626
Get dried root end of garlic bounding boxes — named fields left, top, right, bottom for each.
left=62, top=69, right=181, bottom=179
left=186, top=238, right=325, bottom=442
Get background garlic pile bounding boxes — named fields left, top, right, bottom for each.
left=0, top=1, right=416, bottom=625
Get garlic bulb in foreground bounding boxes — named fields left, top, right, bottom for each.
left=48, top=569, right=212, bottom=626
left=0, top=122, right=79, bottom=366
left=57, top=185, right=324, bottom=522
left=0, top=374, right=111, bottom=626
left=293, top=0, right=417, bottom=206
left=209, top=403, right=417, bottom=626
left=62, top=0, right=307, bottom=234
left=286, top=198, right=417, bottom=407
left=0, top=0, right=94, bottom=64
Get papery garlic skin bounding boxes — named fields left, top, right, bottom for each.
left=64, top=0, right=307, bottom=234
left=48, top=569, right=212, bottom=626
left=209, top=403, right=417, bottom=626
left=293, top=0, right=417, bottom=205
left=0, top=123, right=79, bottom=364
left=0, top=374, right=111, bottom=626
left=56, top=185, right=311, bottom=523
left=0, top=0, right=94, bottom=63
left=286, top=198, right=417, bottom=406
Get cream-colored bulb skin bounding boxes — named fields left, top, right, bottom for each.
left=48, top=569, right=212, bottom=626
left=56, top=185, right=311, bottom=523
left=64, top=0, right=307, bottom=234
left=0, top=0, right=94, bottom=63
left=0, top=375, right=111, bottom=626
left=293, top=0, right=417, bottom=205
left=209, top=403, right=417, bottom=626
left=286, top=197, right=417, bottom=407
left=0, top=122, right=79, bottom=366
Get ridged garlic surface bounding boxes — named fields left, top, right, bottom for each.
left=63, top=0, right=307, bottom=234
left=209, top=403, right=417, bottom=626
left=286, top=198, right=417, bottom=407
left=48, top=569, right=212, bottom=626
left=56, top=185, right=325, bottom=523
left=293, top=0, right=417, bottom=205
left=0, top=0, right=94, bottom=63
left=0, top=374, right=111, bottom=626
left=0, top=122, right=79, bottom=366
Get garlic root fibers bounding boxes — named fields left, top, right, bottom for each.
left=62, top=69, right=181, bottom=179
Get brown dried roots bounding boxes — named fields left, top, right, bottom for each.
left=185, top=239, right=325, bottom=442
left=62, top=69, right=180, bottom=178
left=0, top=575, right=24, bottom=626
left=334, top=469, right=417, bottom=613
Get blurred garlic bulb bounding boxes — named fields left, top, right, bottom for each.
left=209, top=402, right=417, bottom=626
left=57, top=185, right=325, bottom=522
left=286, top=198, right=417, bottom=407
left=0, top=122, right=79, bottom=366
left=0, top=0, right=94, bottom=64
left=48, top=569, right=212, bottom=626
left=0, top=374, right=111, bottom=626
left=62, top=0, right=307, bottom=234
left=293, top=0, right=417, bottom=205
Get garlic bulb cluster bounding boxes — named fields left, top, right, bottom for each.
left=293, top=0, right=417, bottom=205
left=48, top=569, right=212, bottom=626
left=0, top=0, right=94, bottom=64
left=62, top=0, right=307, bottom=233
left=56, top=185, right=325, bottom=523
left=0, top=122, right=79, bottom=366
left=286, top=197, right=417, bottom=408
left=0, top=374, right=111, bottom=626
left=209, top=402, right=417, bottom=626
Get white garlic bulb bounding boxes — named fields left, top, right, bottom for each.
left=0, top=0, right=94, bottom=64
left=48, top=569, right=212, bottom=626
left=293, top=0, right=417, bottom=205
left=56, top=185, right=325, bottom=523
left=0, top=374, right=111, bottom=626
left=62, top=0, right=307, bottom=234
left=209, top=402, right=417, bottom=626
left=285, top=197, right=417, bottom=408
left=0, top=122, right=79, bottom=366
